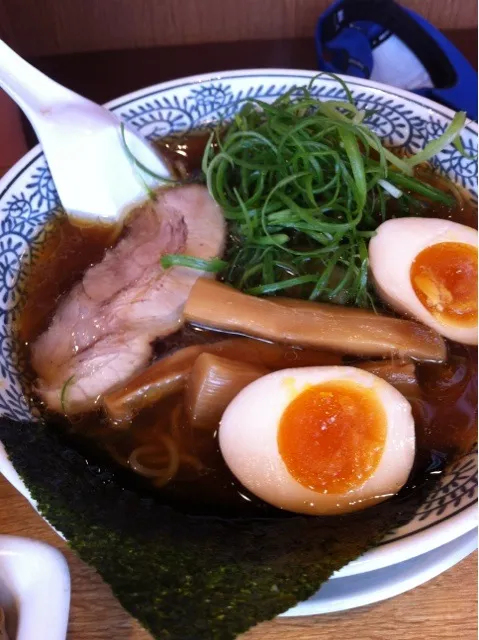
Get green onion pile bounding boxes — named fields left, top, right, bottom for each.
left=197, top=77, right=466, bottom=307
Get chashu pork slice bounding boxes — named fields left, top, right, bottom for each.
left=32, top=184, right=225, bottom=414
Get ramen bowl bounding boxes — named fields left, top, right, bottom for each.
left=0, top=70, right=477, bottom=614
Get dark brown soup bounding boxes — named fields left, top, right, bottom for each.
left=17, top=133, right=478, bottom=518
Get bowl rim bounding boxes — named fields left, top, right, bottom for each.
left=101, top=67, right=478, bottom=138
left=0, top=68, right=476, bottom=580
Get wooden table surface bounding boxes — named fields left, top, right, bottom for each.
left=0, top=31, right=478, bottom=640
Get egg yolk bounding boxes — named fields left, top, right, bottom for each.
left=410, top=242, right=478, bottom=327
left=278, top=380, right=387, bottom=494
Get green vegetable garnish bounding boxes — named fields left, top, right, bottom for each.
left=201, top=81, right=466, bottom=306
left=60, top=375, right=75, bottom=414
left=387, top=172, right=455, bottom=205
left=120, top=122, right=177, bottom=186
left=453, top=134, right=478, bottom=160
left=161, top=254, right=227, bottom=273
left=405, top=111, right=467, bottom=167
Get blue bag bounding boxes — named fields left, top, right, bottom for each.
left=316, top=0, right=478, bottom=119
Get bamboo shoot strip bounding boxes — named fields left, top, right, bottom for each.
left=355, top=360, right=420, bottom=397
left=185, top=354, right=268, bottom=429
left=184, top=278, right=447, bottom=362
left=103, top=345, right=203, bottom=424
left=103, top=337, right=342, bottom=423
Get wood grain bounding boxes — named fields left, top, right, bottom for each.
left=0, top=0, right=477, bottom=56
left=0, top=474, right=476, bottom=640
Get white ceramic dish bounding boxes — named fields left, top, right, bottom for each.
left=0, top=69, right=476, bottom=611
left=284, top=528, right=478, bottom=616
left=0, top=535, right=70, bottom=640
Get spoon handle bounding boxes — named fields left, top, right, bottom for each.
left=0, top=39, right=86, bottom=126
left=0, top=39, right=171, bottom=225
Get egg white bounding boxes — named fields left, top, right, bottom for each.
left=219, top=366, right=415, bottom=515
left=369, top=217, right=478, bottom=345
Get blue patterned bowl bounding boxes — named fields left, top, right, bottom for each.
left=0, top=70, right=477, bottom=586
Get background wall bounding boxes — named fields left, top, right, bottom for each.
left=0, top=0, right=477, bottom=57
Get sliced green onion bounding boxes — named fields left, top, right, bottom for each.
left=388, top=171, right=455, bottom=205
left=132, top=164, right=157, bottom=201
left=200, top=77, right=467, bottom=307
left=453, top=135, right=478, bottom=160
left=352, top=110, right=366, bottom=125
left=338, top=128, right=367, bottom=211
left=254, top=234, right=290, bottom=246
left=378, top=179, right=402, bottom=199
left=310, top=72, right=355, bottom=104
left=160, top=255, right=227, bottom=273
left=120, top=122, right=176, bottom=183
left=246, top=275, right=318, bottom=295
left=60, top=376, right=75, bottom=415
left=406, top=111, right=467, bottom=167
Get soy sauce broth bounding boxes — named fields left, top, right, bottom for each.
left=18, top=219, right=116, bottom=344
left=16, top=132, right=478, bottom=518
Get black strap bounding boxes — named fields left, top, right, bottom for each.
left=320, top=0, right=456, bottom=88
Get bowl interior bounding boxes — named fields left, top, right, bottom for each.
left=0, top=70, right=477, bottom=568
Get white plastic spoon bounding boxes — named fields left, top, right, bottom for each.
left=0, top=39, right=171, bottom=225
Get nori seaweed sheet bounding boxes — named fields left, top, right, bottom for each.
left=0, top=418, right=437, bottom=640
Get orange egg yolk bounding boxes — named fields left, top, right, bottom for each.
left=410, top=242, right=478, bottom=328
left=278, top=380, right=387, bottom=494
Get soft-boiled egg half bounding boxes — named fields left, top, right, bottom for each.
left=369, top=218, right=478, bottom=345
left=219, top=366, right=415, bottom=515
